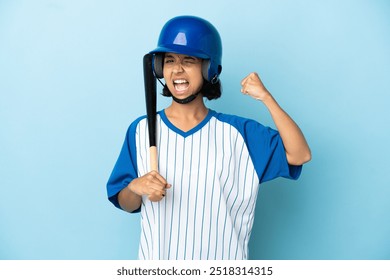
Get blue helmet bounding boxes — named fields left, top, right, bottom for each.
left=150, top=15, right=222, bottom=84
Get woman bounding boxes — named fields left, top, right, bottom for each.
left=107, top=15, right=311, bottom=260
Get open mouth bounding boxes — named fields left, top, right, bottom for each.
left=173, top=79, right=189, bottom=92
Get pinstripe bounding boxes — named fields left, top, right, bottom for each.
left=104, top=109, right=298, bottom=260
left=233, top=155, right=250, bottom=259
left=199, top=122, right=210, bottom=259
left=206, top=118, right=218, bottom=259
left=133, top=111, right=277, bottom=260
left=175, top=137, right=186, bottom=259
left=157, top=200, right=161, bottom=259
left=221, top=124, right=235, bottom=258
left=227, top=141, right=245, bottom=259
left=237, top=170, right=257, bottom=258
left=144, top=121, right=148, bottom=173
left=157, top=117, right=163, bottom=259
left=183, top=135, right=193, bottom=259
left=191, top=127, right=202, bottom=259
left=137, top=120, right=152, bottom=259
left=167, top=133, right=177, bottom=259
left=138, top=224, right=146, bottom=259
left=162, top=122, right=170, bottom=259
left=242, top=171, right=260, bottom=257
left=224, top=130, right=239, bottom=206
left=229, top=141, right=245, bottom=216
left=213, top=121, right=225, bottom=259
left=140, top=200, right=153, bottom=258
left=147, top=131, right=157, bottom=259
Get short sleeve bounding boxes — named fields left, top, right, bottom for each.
left=242, top=119, right=302, bottom=184
left=106, top=119, right=140, bottom=210
left=214, top=112, right=302, bottom=184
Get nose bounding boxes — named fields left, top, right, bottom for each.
left=172, top=61, right=184, bottom=73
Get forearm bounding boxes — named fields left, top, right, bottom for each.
left=117, top=171, right=170, bottom=212
left=240, top=72, right=311, bottom=165
left=262, top=94, right=311, bottom=165
left=118, top=183, right=142, bottom=213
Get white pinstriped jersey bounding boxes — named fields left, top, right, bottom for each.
left=107, top=109, right=301, bottom=260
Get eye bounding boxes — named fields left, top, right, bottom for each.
left=164, top=58, right=174, bottom=64
left=183, top=57, right=200, bottom=65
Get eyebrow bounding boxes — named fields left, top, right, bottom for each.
left=184, top=56, right=197, bottom=61
left=165, top=54, right=198, bottom=60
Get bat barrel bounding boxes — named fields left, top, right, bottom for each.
left=143, top=53, right=157, bottom=148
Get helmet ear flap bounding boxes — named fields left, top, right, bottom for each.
left=202, top=60, right=222, bottom=84
left=202, top=60, right=210, bottom=81
left=153, top=53, right=164, bottom=79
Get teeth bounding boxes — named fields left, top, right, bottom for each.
left=174, top=79, right=189, bottom=91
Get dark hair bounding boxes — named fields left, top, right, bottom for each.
left=162, top=79, right=222, bottom=100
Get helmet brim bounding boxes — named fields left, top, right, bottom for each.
left=150, top=45, right=210, bottom=60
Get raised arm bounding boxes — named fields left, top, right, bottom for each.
left=241, top=72, right=311, bottom=166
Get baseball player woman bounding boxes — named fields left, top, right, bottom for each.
left=107, top=15, right=311, bottom=260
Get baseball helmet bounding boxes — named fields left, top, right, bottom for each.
left=150, top=15, right=222, bottom=84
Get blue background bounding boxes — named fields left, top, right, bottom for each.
left=0, top=0, right=389, bottom=260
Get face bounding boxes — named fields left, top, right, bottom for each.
left=163, top=53, right=204, bottom=100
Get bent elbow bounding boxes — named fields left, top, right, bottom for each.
left=287, top=150, right=312, bottom=166
left=301, top=150, right=312, bottom=164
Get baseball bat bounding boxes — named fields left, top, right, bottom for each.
left=143, top=53, right=158, bottom=172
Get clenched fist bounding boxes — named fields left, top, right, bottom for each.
left=240, top=72, right=271, bottom=102
left=128, top=170, right=171, bottom=202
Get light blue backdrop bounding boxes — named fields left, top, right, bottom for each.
left=0, top=0, right=389, bottom=260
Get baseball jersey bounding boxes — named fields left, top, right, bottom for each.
left=107, top=109, right=302, bottom=260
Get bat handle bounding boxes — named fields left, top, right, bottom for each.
left=149, top=146, right=158, bottom=172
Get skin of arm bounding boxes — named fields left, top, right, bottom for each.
left=241, top=72, right=312, bottom=166
left=118, top=171, right=171, bottom=213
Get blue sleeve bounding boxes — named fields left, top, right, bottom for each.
left=106, top=119, right=141, bottom=211
left=242, top=119, right=302, bottom=184
left=215, top=112, right=302, bottom=184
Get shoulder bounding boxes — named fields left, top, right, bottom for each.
left=212, top=111, right=253, bottom=124
left=129, top=114, right=147, bottom=128
left=126, top=114, right=150, bottom=134
left=125, top=111, right=164, bottom=139
left=210, top=110, right=280, bottom=144
left=211, top=110, right=266, bottom=132
left=119, top=115, right=147, bottom=144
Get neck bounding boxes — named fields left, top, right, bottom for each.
left=165, top=95, right=208, bottom=132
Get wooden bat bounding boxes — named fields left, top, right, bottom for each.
left=143, top=53, right=158, bottom=172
